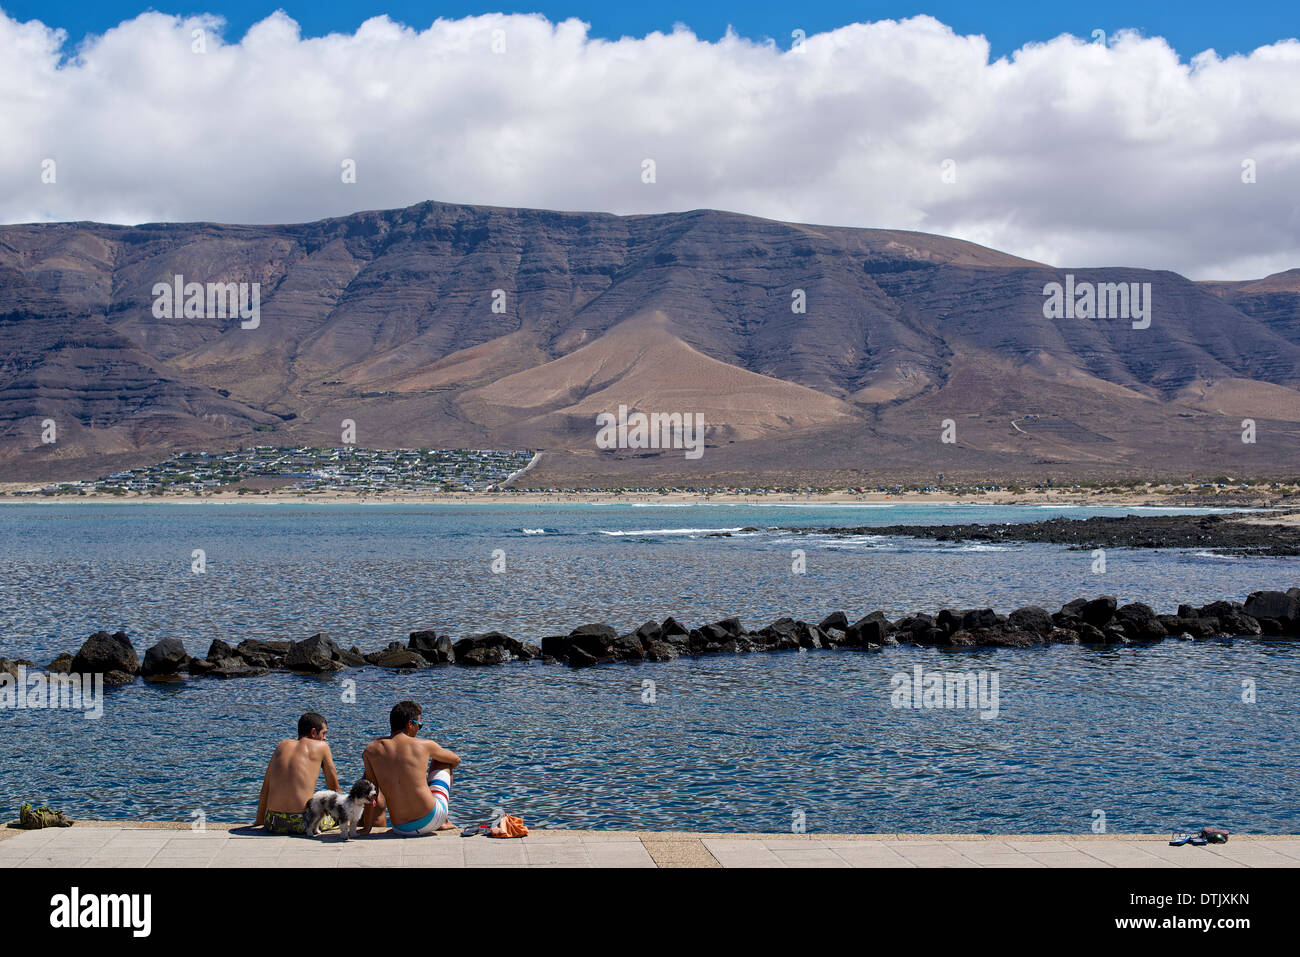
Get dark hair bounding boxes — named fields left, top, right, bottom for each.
left=298, top=712, right=327, bottom=738
left=389, top=700, right=422, bottom=735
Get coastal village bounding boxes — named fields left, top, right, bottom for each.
left=4, top=442, right=1285, bottom=503
left=11, top=446, right=538, bottom=496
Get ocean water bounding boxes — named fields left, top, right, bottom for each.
left=1, top=502, right=1297, bottom=832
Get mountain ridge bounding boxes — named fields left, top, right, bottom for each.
left=2, top=200, right=1298, bottom=484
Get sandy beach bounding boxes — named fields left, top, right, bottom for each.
left=0, top=484, right=1290, bottom=508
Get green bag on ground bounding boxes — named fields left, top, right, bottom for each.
left=17, top=803, right=74, bottom=829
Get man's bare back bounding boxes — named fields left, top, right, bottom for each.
left=256, top=736, right=338, bottom=825
left=362, top=705, right=459, bottom=834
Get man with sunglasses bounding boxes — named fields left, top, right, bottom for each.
left=360, top=699, right=460, bottom=836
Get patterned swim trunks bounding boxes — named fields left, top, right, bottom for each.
left=264, top=810, right=337, bottom=835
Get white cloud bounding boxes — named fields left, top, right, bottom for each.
left=1, top=10, right=1297, bottom=278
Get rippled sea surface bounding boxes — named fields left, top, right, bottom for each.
left=1, top=502, right=1297, bottom=832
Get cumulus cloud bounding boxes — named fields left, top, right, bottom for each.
left=1, top=9, right=1297, bottom=278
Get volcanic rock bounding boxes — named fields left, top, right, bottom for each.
left=141, top=638, right=189, bottom=677
left=71, top=631, right=139, bottom=676
left=284, top=633, right=346, bottom=673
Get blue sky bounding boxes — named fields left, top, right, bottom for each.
left=4, top=3, right=1297, bottom=276
left=6, top=1, right=1296, bottom=59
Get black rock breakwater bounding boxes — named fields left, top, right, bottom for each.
left=793, top=511, right=1300, bottom=556
left=3, top=589, right=1299, bottom=683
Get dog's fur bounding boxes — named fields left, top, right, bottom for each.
left=304, top=778, right=378, bottom=840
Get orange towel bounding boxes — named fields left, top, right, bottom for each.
left=489, top=814, right=529, bottom=838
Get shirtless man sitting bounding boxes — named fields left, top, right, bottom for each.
left=361, top=700, right=460, bottom=836
left=255, top=711, right=340, bottom=834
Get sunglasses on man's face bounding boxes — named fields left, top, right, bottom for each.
left=410, top=721, right=422, bottom=730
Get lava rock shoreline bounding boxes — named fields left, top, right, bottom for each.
left=3, top=589, right=1299, bottom=683
left=792, top=511, right=1300, bottom=556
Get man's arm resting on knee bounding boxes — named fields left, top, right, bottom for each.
left=426, top=740, right=460, bottom=769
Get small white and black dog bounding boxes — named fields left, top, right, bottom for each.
left=304, top=778, right=378, bottom=840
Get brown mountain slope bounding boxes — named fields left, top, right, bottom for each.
left=456, top=311, right=858, bottom=443
left=1, top=200, right=1299, bottom=484
left=1200, top=269, right=1300, bottom=347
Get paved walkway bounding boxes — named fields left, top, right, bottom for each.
left=2, top=824, right=1297, bottom=867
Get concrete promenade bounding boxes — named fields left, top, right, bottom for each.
left=1, top=823, right=1297, bottom=867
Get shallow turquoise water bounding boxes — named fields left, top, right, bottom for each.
left=0, top=502, right=1284, bottom=658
